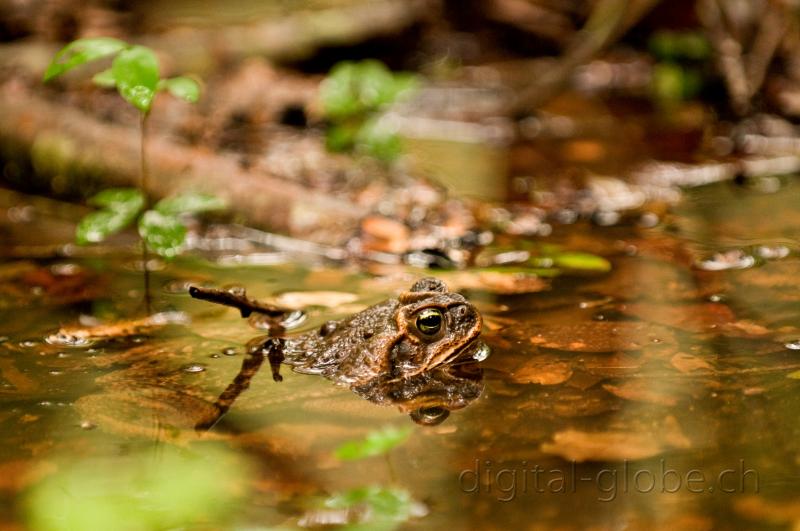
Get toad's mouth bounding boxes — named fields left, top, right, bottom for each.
left=443, top=338, right=491, bottom=366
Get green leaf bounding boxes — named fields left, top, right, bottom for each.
left=326, top=122, right=360, bottom=152
left=76, top=210, right=136, bottom=244
left=320, top=62, right=365, bottom=120
left=334, top=425, right=412, bottom=461
left=112, top=45, right=159, bottom=113
left=43, top=37, right=127, bottom=82
left=323, top=486, right=422, bottom=530
left=24, top=445, right=251, bottom=531
left=158, top=76, right=201, bottom=103
left=355, top=117, right=402, bottom=162
left=75, top=188, right=144, bottom=244
left=154, top=192, right=225, bottom=215
left=92, top=68, right=116, bottom=88
left=551, top=252, right=612, bottom=272
left=88, top=188, right=145, bottom=213
left=138, top=210, right=187, bottom=258
left=320, top=60, right=419, bottom=120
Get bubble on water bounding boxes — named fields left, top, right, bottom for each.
left=38, top=401, right=53, bottom=407
left=182, top=363, right=206, bottom=373
left=222, top=348, right=237, bottom=356
left=45, top=333, right=94, bottom=347
left=48, top=370, right=63, bottom=376
left=79, top=420, right=96, bottom=430
left=209, top=353, right=221, bottom=359
left=785, top=340, right=800, bottom=351
left=708, top=293, right=725, bottom=302
left=695, top=250, right=756, bottom=271
left=50, top=263, right=82, bottom=276
left=19, top=340, right=38, bottom=348
left=755, top=245, right=790, bottom=260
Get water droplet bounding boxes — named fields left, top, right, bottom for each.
left=785, top=340, right=800, bottom=351
left=182, top=363, right=206, bottom=373
left=472, top=343, right=491, bottom=362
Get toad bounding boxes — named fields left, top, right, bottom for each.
left=190, top=277, right=488, bottom=425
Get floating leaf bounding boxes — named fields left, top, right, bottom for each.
left=154, top=192, right=225, bottom=215
left=92, top=68, right=116, bottom=88
left=112, top=45, right=159, bottom=113
left=158, top=76, right=201, bottom=103
left=335, top=425, right=412, bottom=461
left=138, top=210, right=187, bottom=258
left=43, top=37, right=127, bottom=82
left=552, top=252, right=611, bottom=272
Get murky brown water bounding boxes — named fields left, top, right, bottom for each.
left=1, top=179, right=799, bottom=530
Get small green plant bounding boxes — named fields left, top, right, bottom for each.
left=334, top=425, right=412, bottom=461
left=320, top=60, right=418, bottom=162
left=44, top=38, right=219, bottom=259
left=648, top=30, right=710, bottom=103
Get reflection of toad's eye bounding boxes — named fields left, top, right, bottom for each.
left=416, top=308, right=443, bottom=335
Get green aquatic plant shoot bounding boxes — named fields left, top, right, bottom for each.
left=44, top=37, right=211, bottom=258
left=320, top=60, right=418, bottom=162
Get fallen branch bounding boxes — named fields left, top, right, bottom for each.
left=188, top=285, right=286, bottom=318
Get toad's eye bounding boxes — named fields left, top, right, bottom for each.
left=416, top=308, right=443, bottom=335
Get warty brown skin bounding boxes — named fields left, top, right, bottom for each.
left=279, top=277, right=484, bottom=389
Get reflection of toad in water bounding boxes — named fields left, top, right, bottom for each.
left=193, top=277, right=488, bottom=426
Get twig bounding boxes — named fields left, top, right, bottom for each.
left=188, top=285, right=286, bottom=318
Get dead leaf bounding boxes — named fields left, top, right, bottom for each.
left=511, top=360, right=573, bottom=385
left=444, top=271, right=549, bottom=295
left=602, top=380, right=678, bottom=406
left=46, top=312, right=188, bottom=344
left=526, top=322, right=676, bottom=352
left=670, top=352, right=713, bottom=373
left=541, top=415, right=690, bottom=462
left=621, top=302, right=736, bottom=333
